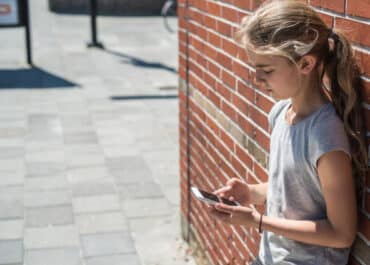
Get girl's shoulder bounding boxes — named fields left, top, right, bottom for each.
left=268, top=99, right=290, bottom=129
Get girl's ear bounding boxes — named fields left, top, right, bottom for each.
left=298, top=55, right=317, bottom=75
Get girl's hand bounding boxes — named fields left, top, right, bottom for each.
left=214, top=178, right=251, bottom=206
left=208, top=203, right=260, bottom=227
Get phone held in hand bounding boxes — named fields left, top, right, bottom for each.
left=191, top=186, right=239, bottom=206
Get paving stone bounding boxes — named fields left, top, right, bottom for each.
left=0, top=200, right=24, bottom=220
left=0, top=159, right=25, bottom=172
left=25, top=206, right=74, bottom=227
left=66, top=166, right=110, bottom=183
left=0, top=127, right=25, bottom=138
left=102, top=144, right=140, bottom=157
left=122, top=198, right=172, bottom=218
left=24, top=247, right=82, bottom=265
left=66, top=153, right=105, bottom=168
left=24, top=225, right=79, bottom=249
left=25, top=150, right=65, bottom=163
left=86, top=254, right=141, bottom=265
left=73, top=195, right=120, bottom=214
left=26, top=162, right=66, bottom=178
left=117, top=182, right=164, bottom=199
left=61, top=115, right=92, bottom=127
left=0, top=219, right=23, bottom=239
left=76, top=212, right=128, bottom=234
left=81, top=232, right=135, bottom=257
left=0, top=170, right=24, bottom=186
left=24, top=191, right=72, bottom=208
left=71, top=179, right=115, bottom=197
left=25, top=174, right=68, bottom=191
left=0, top=147, right=24, bottom=159
left=64, top=132, right=98, bottom=145
left=0, top=240, right=23, bottom=264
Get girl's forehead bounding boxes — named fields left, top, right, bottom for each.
left=247, top=52, right=287, bottom=68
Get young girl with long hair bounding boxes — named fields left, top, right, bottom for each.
left=208, top=1, right=368, bottom=264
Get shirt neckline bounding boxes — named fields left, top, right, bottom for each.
left=282, top=100, right=331, bottom=127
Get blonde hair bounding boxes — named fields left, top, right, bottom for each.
left=235, top=0, right=368, bottom=201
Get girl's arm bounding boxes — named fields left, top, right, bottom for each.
left=212, top=151, right=357, bottom=248
left=262, top=150, right=357, bottom=248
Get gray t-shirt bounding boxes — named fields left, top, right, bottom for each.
left=257, top=99, right=351, bottom=265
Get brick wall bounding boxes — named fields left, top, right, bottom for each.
left=178, top=1, right=370, bottom=265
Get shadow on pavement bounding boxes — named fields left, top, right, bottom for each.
left=110, top=95, right=178, bottom=100
left=0, top=66, right=78, bottom=89
left=103, top=48, right=177, bottom=74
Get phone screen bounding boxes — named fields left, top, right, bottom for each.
left=198, top=189, right=238, bottom=206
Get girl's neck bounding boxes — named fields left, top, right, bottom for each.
left=287, top=78, right=330, bottom=124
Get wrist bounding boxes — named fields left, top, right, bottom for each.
left=251, top=210, right=261, bottom=229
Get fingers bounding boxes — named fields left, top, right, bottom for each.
left=215, top=203, right=235, bottom=213
left=208, top=208, right=232, bottom=223
left=214, top=185, right=232, bottom=197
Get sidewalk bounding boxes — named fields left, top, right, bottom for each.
left=0, top=1, right=196, bottom=265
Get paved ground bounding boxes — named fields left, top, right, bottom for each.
left=0, top=1, right=196, bottom=265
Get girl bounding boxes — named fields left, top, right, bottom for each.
left=208, top=1, right=368, bottom=264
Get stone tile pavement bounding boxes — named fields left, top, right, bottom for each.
left=0, top=1, right=196, bottom=265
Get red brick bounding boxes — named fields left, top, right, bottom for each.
left=232, top=61, right=250, bottom=81
left=222, top=6, right=240, bottom=24
left=208, top=88, right=221, bottom=108
left=204, top=70, right=217, bottom=89
left=232, top=93, right=249, bottom=115
left=217, top=82, right=232, bottom=101
left=355, top=49, right=370, bottom=78
left=217, top=20, right=233, bottom=37
left=253, top=160, right=268, bottom=182
left=207, top=1, right=221, bottom=17
left=236, top=144, right=253, bottom=169
left=221, top=100, right=238, bottom=123
left=222, top=70, right=236, bottom=89
left=250, top=0, right=268, bottom=10
left=237, top=81, right=255, bottom=103
left=233, top=0, right=252, bottom=10
left=204, top=15, right=217, bottom=31
left=217, top=52, right=233, bottom=69
left=249, top=105, right=269, bottom=132
left=346, top=0, right=370, bottom=19
left=207, top=31, right=222, bottom=48
left=317, top=11, right=334, bottom=28
left=220, top=129, right=235, bottom=152
left=237, top=113, right=254, bottom=136
left=223, top=38, right=238, bottom=57
left=310, top=0, right=345, bottom=13
left=255, top=93, right=274, bottom=114
left=207, top=60, right=221, bottom=78
left=231, top=155, right=246, bottom=177
left=335, top=18, right=370, bottom=47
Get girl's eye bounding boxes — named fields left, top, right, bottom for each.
left=263, top=70, right=274, bottom=75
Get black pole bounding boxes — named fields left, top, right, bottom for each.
left=24, top=0, right=32, bottom=65
left=87, top=0, right=103, bottom=48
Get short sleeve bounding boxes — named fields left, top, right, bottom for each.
left=310, top=114, right=351, bottom=170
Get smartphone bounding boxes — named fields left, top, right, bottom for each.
left=191, top=186, right=239, bottom=206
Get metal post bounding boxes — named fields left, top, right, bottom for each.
left=23, top=0, right=32, bottom=65
left=87, top=0, right=103, bottom=48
